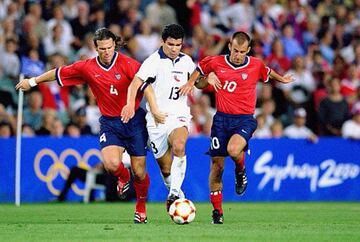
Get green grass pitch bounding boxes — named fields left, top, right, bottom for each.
left=0, top=202, right=359, bottom=242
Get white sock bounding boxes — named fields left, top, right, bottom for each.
left=169, top=156, right=186, bottom=198
left=161, top=173, right=171, bottom=190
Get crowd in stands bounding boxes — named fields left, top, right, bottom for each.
left=0, top=0, right=359, bottom=140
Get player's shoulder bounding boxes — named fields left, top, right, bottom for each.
left=117, top=51, right=140, bottom=65
left=248, top=56, right=265, bottom=65
left=179, top=52, right=193, bottom=62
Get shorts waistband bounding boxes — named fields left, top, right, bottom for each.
left=215, top=111, right=254, bottom=118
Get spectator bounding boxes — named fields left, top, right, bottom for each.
left=145, top=0, right=177, bottom=32
left=22, top=123, right=35, bottom=137
left=64, top=122, right=81, bottom=137
left=253, top=113, right=271, bottom=138
left=23, top=90, right=43, bottom=131
left=270, top=119, right=284, bottom=138
left=0, top=121, right=12, bottom=138
left=51, top=118, right=65, bottom=137
left=36, top=108, right=57, bottom=135
left=133, top=19, right=160, bottom=62
left=74, top=106, right=94, bottom=135
left=284, top=108, right=318, bottom=142
left=342, top=104, right=360, bottom=139
left=319, top=78, right=351, bottom=136
left=0, top=37, right=20, bottom=82
left=280, top=23, right=304, bottom=59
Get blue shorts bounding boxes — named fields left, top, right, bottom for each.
left=99, top=108, right=148, bottom=156
left=208, top=112, right=257, bottom=157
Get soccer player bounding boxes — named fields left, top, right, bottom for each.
left=180, top=31, right=294, bottom=224
left=121, top=24, right=196, bottom=211
left=15, top=28, right=150, bottom=224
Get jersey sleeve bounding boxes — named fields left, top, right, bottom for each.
left=187, top=56, right=196, bottom=76
left=136, top=55, right=157, bottom=83
left=56, top=61, right=87, bottom=87
left=259, top=60, right=271, bottom=83
left=197, top=56, right=216, bottom=75
left=123, top=56, right=141, bottom=81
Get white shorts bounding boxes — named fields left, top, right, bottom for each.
left=146, top=113, right=191, bottom=159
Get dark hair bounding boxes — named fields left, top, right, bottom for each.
left=161, top=24, right=185, bottom=42
left=231, top=31, right=251, bottom=46
left=93, top=28, right=125, bottom=50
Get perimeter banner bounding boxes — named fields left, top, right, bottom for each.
left=0, top=137, right=359, bottom=202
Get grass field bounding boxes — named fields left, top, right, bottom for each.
left=0, top=202, right=359, bottom=242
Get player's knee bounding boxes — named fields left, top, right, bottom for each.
left=132, top=167, right=146, bottom=181
left=102, top=158, right=120, bottom=174
left=211, top=162, right=224, bottom=174
left=227, top=145, right=242, bottom=158
left=172, top=139, right=186, bottom=156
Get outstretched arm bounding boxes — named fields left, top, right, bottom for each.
left=15, top=69, right=57, bottom=91
left=121, top=76, right=143, bottom=123
left=269, top=69, right=294, bottom=83
left=143, top=85, right=167, bottom=125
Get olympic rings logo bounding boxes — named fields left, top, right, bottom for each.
left=34, top=148, right=102, bottom=196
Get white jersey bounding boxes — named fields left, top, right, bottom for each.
left=136, top=47, right=196, bottom=117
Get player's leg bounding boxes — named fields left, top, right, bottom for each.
left=208, top=112, right=229, bottom=224
left=131, top=155, right=149, bottom=224
left=227, top=134, right=247, bottom=195
left=167, top=126, right=188, bottom=201
left=209, top=156, right=225, bottom=224
left=228, top=115, right=257, bottom=195
left=101, top=145, right=130, bottom=198
left=127, top=109, right=150, bottom=223
left=99, top=116, right=130, bottom=197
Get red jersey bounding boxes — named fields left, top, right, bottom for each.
left=198, top=55, right=270, bottom=114
left=56, top=52, right=142, bottom=117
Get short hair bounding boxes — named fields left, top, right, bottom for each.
left=93, top=27, right=125, bottom=50
left=161, top=24, right=185, bottom=42
left=231, top=31, right=251, bottom=46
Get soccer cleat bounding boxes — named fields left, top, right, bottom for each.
left=166, top=194, right=179, bottom=212
left=212, top=209, right=224, bottom=224
left=117, top=177, right=130, bottom=199
left=235, top=168, right=248, bottom=195
left=134, top=211, right=147, bottom=224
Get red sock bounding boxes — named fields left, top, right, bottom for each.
left=210, top=191, right=223, bottom=214
left=134, top=173, right=150, bottom=214
left=235, top=153, right=245, bottom=173
left=114, top=162, right=130, bottom=182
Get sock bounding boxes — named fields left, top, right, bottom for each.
left=210, top=191, right=223, bottom=214
left=169, top=156, right=186, bottom=197
left=113, top=162, right=130, bottom=182
left=162, top=173, right=185, bottom=198
left=235, top=153, right=245, bottom=173
left=134, top=173, right=150, bottom=214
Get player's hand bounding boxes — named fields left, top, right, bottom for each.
left=179, top=81, right=194, bottom=96
left=152, top=109, right=168, bottom=126
left=15, top=79, right=32, bottom=91
left=207, top=72, right=222, bottom=92
left=121, top=104, right=135, bottom=123
left=282, top=74, right=295, bottom=83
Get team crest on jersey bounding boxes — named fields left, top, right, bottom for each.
left=241, top=73, right=248, bottom=80
left=115, top=73, right=121, bottom=80
left=174, top=75, right=181, bottom=82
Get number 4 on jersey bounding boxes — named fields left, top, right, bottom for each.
left=110, top=85, right=118, bottom=95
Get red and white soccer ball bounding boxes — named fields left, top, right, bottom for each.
left=168, top=198, right=196, bottom=224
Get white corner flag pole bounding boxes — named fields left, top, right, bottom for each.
left=15, top=74, right=24, bottom=207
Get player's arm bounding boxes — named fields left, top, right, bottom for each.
left=121, top=76, right=143, bottom=123
left=179, top=70, right=221, bottom=95
left=143, top=85, right=167, bottom=125
left=15, top=69, right=57, bottom=91
left=269, top=69, right=294, bottom=84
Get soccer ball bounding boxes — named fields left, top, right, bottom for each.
left=168, top=198, right=196, bottom=224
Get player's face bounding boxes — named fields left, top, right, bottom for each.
left=162, top=37, right=183, bottom=60
left=229, top=39, right=250, bottom=65
left=95, top=38, right=116, bottom=65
